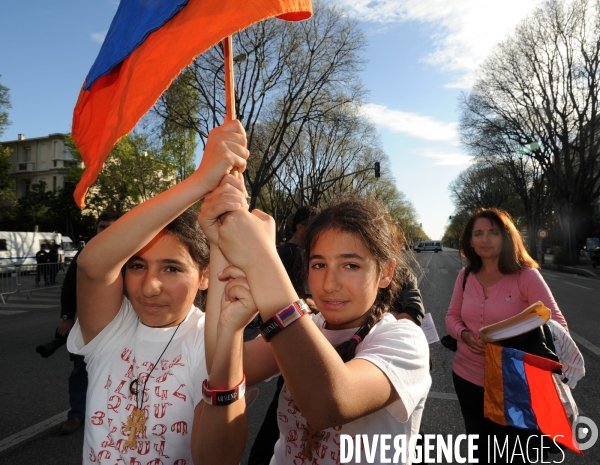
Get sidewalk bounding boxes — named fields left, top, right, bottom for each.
left=540, top=254, right=600, bottom=278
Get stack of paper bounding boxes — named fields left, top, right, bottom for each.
left=479, top=302, right=551, bottom=342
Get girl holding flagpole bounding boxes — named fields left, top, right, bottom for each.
left=196, top=193, right=431, bottom=465
left=67, top=121, right=250, bottom=465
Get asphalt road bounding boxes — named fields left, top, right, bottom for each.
left=1, top=251, right=599, bottom=464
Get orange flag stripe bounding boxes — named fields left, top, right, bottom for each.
left=72, top=0, right=312, bottom=207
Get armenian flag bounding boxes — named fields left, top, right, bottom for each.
left=484, top=344, right=581, bottom=454
left=72, top=0, right=313, bottom=208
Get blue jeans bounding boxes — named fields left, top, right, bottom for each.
left=68, top=355, right=88, bottom=419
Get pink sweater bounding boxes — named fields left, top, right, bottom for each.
left=445, top=267, right=568, bottom=387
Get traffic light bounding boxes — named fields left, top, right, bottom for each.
left=374, top=162, right=380, bottom=178
left=449, top=216, right=453, bottom=222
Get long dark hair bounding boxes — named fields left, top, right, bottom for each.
left=459, top=208, right=538, bottom=275
left=163, top=207, right=210, bottom=309
left=304, top=195, right=412, bottom=362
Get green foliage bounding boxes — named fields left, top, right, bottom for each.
left=0, top=75, right=10, bottom=137
left=66, top=131, right=178, bottom=216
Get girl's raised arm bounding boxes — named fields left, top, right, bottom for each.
left=76, top=121, right=249, bottom=344
left=218, top=209, right=406, bottom=431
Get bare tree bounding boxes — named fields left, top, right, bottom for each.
left=460, top=0, right=600, bottom=255
left=153, top=0, right=367, bottom=209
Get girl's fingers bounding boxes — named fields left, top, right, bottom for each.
left=218, top=265, right=247, bottom=282
left=218, top=173, right=248, bottom=202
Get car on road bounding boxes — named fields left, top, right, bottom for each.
left=414, top=240, right=443, bottom=253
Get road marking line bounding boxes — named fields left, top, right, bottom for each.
left=563, top=282, right=593, bottom=290
left=417, top=254, right=435, bottom=286
left=428, top=391, right=458, bottom=401
left=0, top=310, right=27, bottom=315
left=570, top=331, right=600, bottom=357
left=541, top=272, right=561, bottom=278
left=0, top=409, right=69, bottom=453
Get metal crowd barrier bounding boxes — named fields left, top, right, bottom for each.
left=0, top=265, right=20, bottom=304
left=0, top=262, right=66, bottom=303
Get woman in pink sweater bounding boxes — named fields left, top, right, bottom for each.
left=445, top=208, right=568, bottom=464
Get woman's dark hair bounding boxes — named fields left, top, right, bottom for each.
left=164, top=207, right=210, bottom=309
left=304, top=195, right=413, bottom=362
left=459, top=208, right=538, bottom=275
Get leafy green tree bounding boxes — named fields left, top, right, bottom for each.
left=0, top=75, right=16, bottom=224
left=0, top=75, right=10, bottom=136
left=66, top=130, right=177, bottom=216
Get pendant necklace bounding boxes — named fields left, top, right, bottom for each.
left=124, top=320, right=182, bottom=450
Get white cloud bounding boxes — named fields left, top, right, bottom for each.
left=91, top=31, right=107, bottom=44
left=331, top=0, right=543, bottom=88
left=360, top=103, right=458, bottom=142
left=415, top=148, right=472, bottom=166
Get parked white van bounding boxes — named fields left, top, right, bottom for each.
left=0, top=231, right=65, bottom=267
left=414, top=240, right=443, bottom=253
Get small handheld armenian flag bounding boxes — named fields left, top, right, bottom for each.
left=72, top=0, right=312, bottom=208
left=484, top=344, right=581, bottom=454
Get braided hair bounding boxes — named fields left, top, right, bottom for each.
left=304, top=195, right=412, bottom=362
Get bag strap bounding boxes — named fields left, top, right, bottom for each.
left=462, top=267, right=471, bottom=292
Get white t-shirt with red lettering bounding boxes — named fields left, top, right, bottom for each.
left=270, top=313, right=431, bottom=465
left=67, top=297, right=207, bottom=465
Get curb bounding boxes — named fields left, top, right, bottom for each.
left=540, top=264, right=598, bottom=278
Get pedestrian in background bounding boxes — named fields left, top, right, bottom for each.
left=57, top=211, right=121, bottom=435
left=35, top=244, right=50, bottom=286
left=445, top=208, right=569, bottom=463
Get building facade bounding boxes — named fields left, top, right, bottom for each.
left=1, top=133, right=81, bottom=197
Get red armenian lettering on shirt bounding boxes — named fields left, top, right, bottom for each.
left=286, top=429, right=299, bottom=449
left=155, top=371, right=173, bottom=383
left=91, top=411, right=105, bottom=426
left=89, top=446, right=97, bottom=462
left=331, top=449, right=341, bottom=465
left=152, top=423, right=167, bottom=439
left=128, top=458, right=142, bottom=465
left=107, top=395, right=122, bottom=413
left=146, top=458, right=165, bottom=465
left=98, top=449, right=111, bottom=461
left=104, top=375, right=112, bottom=390
left=124, top=363, right=134, bottom=378
left=154, top=402, right=173, bottom=419
left=171, top=421, right=188, bottom=435
left=121, top=348, right=133, bottom=362
left=173, top=384, right=187, bottom=401
left=169, top=355, right=185, bottom=368
left=173, top=460, right=187, bottom=465
left=314, top=443, right=328, bottom=459
left=154, top=440, right=170, bottom=459
left=293, top=451, right=307, bottom=465
left=154, top=386, right=168, bottom=400
left=278, top=412, right=289, bottom=423
left=137, top=440, right=151, bottom=455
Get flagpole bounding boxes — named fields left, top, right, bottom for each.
left=223, top=36, right=236, bottom=121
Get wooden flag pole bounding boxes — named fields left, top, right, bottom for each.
left=223, top=36, right=236, bottom=121
left=222, top=35, right=240, bottom=180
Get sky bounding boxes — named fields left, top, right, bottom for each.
left=0, top=0, right=545, bottom=239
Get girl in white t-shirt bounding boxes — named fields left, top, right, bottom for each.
left=197, top=194, right=432, bottom=465
left=67, top=121, right=250, bottom=465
